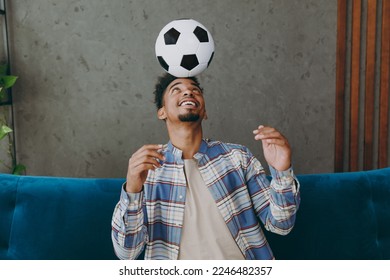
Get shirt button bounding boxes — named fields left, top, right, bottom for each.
left=179, top=195, right=183, bottom=199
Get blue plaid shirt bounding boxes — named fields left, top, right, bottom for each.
left=112, top=139, right=300, bottom=260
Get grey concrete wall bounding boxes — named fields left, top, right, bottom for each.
left=0, top=6, right=13, bottom=173
left=5, top=0, right=336, bottom=177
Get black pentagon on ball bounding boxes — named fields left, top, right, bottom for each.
left=180, top=54, right=199, bottom=70
left=164, top=28, right=181, bottom=45
left=207, top=52, right=214, bottom=67
left=157, top=56, right=169, bottom=71
left=193, top=26, right=209, bottom=42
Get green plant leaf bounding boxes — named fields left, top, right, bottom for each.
left=0, top=125, right=12, bottom=140
left=0, top=75, right=18, bottom=89
left=12, top=164, right=27, bottom=175
left=0, top=87, right=4, bottom=99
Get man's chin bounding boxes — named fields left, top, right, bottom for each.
left=178, top=113, right=200, bottom=122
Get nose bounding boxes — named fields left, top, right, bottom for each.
left=183, top=88, right=194, bottom=97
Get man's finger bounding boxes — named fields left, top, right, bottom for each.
left=254, top=131, right=282, bottom=141
left=263, top=138, right=288, bottom=146
left=131, top=150, right=165, bottom=164
left=131, top=144, right=165, bottom=162
left=253, top=125, right=276, bottom=134
left=133, top=163, right=160, bottom=173
left=131, top=156, right=162, bottom=169
left=132, top=144, right=163, bottom=156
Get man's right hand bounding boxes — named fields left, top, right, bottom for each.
left=125, top=144, right=165, bottom=193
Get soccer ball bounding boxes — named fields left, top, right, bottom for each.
left=155, top=19, right=215, bottom=77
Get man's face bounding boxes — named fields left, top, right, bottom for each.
left=158, top=78, right=206, bottom=123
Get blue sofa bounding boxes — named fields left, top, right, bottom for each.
left=1, top=168, right=389, bottom=260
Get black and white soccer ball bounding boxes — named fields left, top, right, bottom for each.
left=155, top=19, right=215, bottom=77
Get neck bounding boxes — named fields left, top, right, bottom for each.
left=166, top=122, right=203, bottom=159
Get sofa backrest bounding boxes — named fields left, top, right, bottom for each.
left=0, top=174, right=123, bottom=260
left=265, top=167, right=390, bottom=259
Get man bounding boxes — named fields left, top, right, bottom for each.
left=111, top=73, right=300, bottom=260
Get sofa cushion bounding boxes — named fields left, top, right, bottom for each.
left=0, top=174, right=123, bottom=260
left=0, top=175, right=19, bottom=259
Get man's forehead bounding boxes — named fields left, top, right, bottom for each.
left=166, top=79, right=200, bottom=91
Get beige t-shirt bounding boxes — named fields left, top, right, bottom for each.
left=178, top=159, right=245, bottom=260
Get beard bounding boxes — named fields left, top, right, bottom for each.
left=178, top=112, right=200, bottom=122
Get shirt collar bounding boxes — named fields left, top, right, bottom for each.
left=166, top=141, right=183, bottom=161
left=165, top=139, right=208, bottom=163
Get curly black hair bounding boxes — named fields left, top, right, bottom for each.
left=153, top=73, right=201, bottom=110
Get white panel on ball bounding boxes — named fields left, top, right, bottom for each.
left=155, top=18, right=215, bottom=77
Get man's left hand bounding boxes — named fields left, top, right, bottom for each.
left=253, top=125, right=291, bottom=171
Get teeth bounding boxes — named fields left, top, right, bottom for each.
left=181, top=101, right=196, bottom=106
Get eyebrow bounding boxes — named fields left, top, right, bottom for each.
left=168, top=82, right=181, bottom=91
left=168, top=81, right=201, bottom=91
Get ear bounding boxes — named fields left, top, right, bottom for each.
left=157, top=107, right=167, bottom=120
left=204, top=111, right=208, bottom=120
